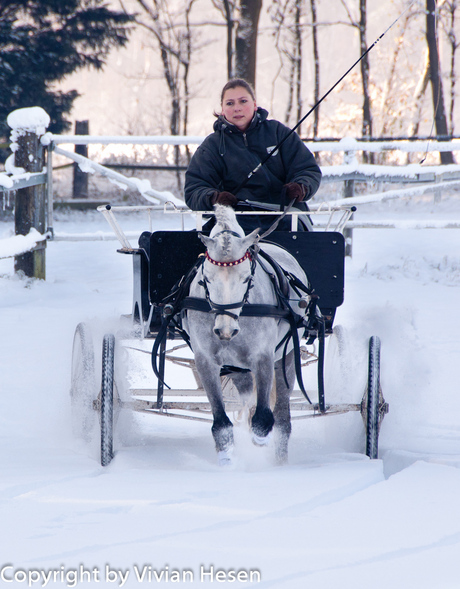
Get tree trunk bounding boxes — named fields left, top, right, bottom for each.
left=446, top=0, right=458, bottom=135
left=310, top=0, right=320, bottom=138
left=359, top=0, right=372, bottom=140
left=294, top=0, right=303, bottom=134
left=359, top=0, right=374, bottom=164
left=223, top=0, right=234, bottom=79
left=235, top=0, right=262, bottom=88
left=426, top=0, right=454, bottom=163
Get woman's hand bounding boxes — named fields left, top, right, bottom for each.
left=284, top=182, right=308, bottom=203
left=211, top=191, right=239, bottom=208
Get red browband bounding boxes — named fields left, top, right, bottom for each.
left=205, top=250, right=251, bottom=267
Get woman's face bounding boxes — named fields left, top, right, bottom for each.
left=221, top=87, right=257, bottom=132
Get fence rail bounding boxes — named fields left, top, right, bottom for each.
left=44, top=133, right=460, bottom=152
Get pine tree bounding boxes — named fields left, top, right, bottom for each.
left=0, top=0, right=133, bottom=145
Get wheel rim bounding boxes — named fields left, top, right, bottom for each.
left=100, top=333, right=115, bottom=466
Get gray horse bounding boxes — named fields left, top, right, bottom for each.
left=183, top=205, right=310, bottom=465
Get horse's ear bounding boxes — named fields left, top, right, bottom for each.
left=198, top=233, right=214, bottom=249
left=241, top=227, right=261, bottom=248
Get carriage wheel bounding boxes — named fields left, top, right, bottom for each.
left=100, top=334, right=115, bottom=467
left=70, top=322, right=97, bottom=441
left=361, top=336, right=388, bottom=459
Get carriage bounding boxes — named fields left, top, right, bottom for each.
left=70, top=203, right=389, bottom=467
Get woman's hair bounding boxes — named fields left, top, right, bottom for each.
left=220, top=78, right=255, bottom=103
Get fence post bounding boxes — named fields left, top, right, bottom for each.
left=73, top=120, right=89, bottom=198
left=343, top=149, right=356, bottom=257
left=9, top=107, right=50, bottom=279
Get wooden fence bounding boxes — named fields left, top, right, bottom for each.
left=2, top=107, right=460, bottom=278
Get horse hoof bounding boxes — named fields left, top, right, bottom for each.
left=252, top=432, right=272, bottom=447
left=218, top=450, right=234, bottom=467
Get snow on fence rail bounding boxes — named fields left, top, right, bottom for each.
left=44, top=133, right=460, bottom=184
left=2, top=107, right=460, bottom=277
left=0, top=229, right=48, bottom=260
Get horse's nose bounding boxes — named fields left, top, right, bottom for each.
left=213, top=326, right=240, bottom=340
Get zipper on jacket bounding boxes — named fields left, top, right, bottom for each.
left=242, top=133, right=248, bottom=146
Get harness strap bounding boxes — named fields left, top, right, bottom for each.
left=256, top=249, right=291, bottom=299
left=151, top=255, right=206, bottom=389
left=257, top=247, right=314, bottom=299
left=182, top=296, right=290, bottom=319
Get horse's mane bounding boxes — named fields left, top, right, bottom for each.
left=211, top=204, right=245, bottom=258
left=213, top=204, right=239, bottom=230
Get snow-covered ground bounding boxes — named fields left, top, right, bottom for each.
left=1, top=192, right=460, bottom=588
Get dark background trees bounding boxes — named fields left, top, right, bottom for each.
left=0, top=0, right=133, bottom=149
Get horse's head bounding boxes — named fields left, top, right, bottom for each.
left=199, top=205, right=260, bottom=341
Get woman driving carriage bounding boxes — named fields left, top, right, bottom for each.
left=184, top=78, right=322, bottom=233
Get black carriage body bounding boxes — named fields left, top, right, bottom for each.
left=130, top=230, right=345, bottom=337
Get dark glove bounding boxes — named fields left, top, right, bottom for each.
left=283, top=182, right=308, bottom=203
left=211, top=191, right=239, bottom=208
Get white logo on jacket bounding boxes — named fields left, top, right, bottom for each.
left=266, top=146, right=279, bottom=156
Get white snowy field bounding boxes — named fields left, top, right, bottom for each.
left=1, top=193, right=460, bottom=589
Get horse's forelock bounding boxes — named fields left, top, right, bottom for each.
left=208, top=205, right=246, bottom=260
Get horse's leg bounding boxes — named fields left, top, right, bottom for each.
left=230, top=371, right=254, bottom=399
left=227, top=371, right=254, bottom=427
left=251, top=354, right=275, bottom=444
left=273, top=349, right=295, bottom=464
left=195, top=355, right=234, bottom=465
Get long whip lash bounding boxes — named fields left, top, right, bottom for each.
left=235, top=0, right=417, bottom=197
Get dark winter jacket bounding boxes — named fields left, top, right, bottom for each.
left=184, top=108, right=322, bottom=218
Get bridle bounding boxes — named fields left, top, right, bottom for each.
left=199, top=235, right=257, bottom=321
